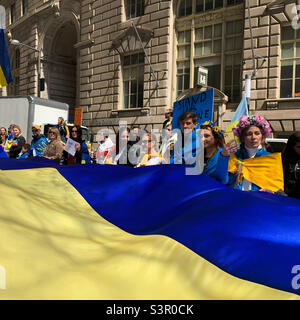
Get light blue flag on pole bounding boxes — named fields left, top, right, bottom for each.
left=232, top=94, right=249, bottom=122
left=226, top=94, right=249, bottom=133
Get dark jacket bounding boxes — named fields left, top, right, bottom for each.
left=9, top=135, right=26, bottom=158
left=283, top=161, right=300, bottom=199
left=55, top=124, right=69, bottom=143
left=62, top=140, right=91, bottom=165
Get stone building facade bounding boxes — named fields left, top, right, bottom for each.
left=1, top=0, right=300, bottom=144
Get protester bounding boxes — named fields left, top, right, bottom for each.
left=128, top=126, right=140, bottom=146
left=219, top=115, right=284, bottom=193
left=128, top=126, right=145, bottom=166
left=7, top=124, right=15, bottom=135
left=137, top=132, right=165, bottom=167
left=0, top=127, right=7, bottom=147
left=62, top=125, right=91, bottom=164
left=200, top=121, right=237, bottom=182
left=43, top=128, right=64, bottom=162
left=8, top=125, right=26, bottom=158
left=113, top=127, right=134, bottom=167
left=29, top=125, right=48, bottom=157
left=160, top=120, right=178, bottom=163
left=95, top=131, right=115, bottom=164
left=56, top=117, right=69, bottom=144
left=170, top=112, right=199, bottom=166
left=162, top=108, right=173, bottom=129
left=17, top=142, right=31, bottom=159
left=282, top=132, right=300, bottom=199
left=5, top=124, right=15, bottom=152
left=0, top=145, right=8, bottom=158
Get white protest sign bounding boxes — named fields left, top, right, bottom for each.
left=64, top=138, right=77, bottom=156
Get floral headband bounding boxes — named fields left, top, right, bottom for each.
left=200, top=120, right=223, bottom=139
left=232, top=115, right=271, bottom=138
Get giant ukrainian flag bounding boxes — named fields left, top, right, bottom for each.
left=0, top=28, right=13, bottom=88
left=0, top=158, right=300, bottom=299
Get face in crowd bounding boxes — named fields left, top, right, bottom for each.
left=165, top=111, right=173, bottom=120
left=203, top=127, right=216, bottom=149
left=13, top=127, right=21, bottom=137
left=0, top=127, right=6, bottom=135
left=294, top=141, right=300, bottom=157
left=32, top=127, right=40, bottom=137
left=71, top=127, right=78, bottom=139
left=8, top=125, right=15, bottom=134
left=243, top=125, right=263, bottom=149
left=165, top=124, right=172, bottom=137
left=180, top=117, right=197, bottom=136
left=57, top=117, right=63, bottom=125
left=142, top=133, right=155, bottom=154
left=48, top=129, right=57, bottom=141
left=120, top=129, right=129, bottom=144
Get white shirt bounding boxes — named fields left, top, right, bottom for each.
left=242, top=145, right=262, bottom=191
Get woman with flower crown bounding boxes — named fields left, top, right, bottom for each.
left=199, top=120, right=237, bottom=183
left=218, top=115, right=284, bottom=193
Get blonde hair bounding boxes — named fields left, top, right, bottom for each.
left=48, top=127, right=61, bottom=141
left=13, top=125, right=22, bottom=133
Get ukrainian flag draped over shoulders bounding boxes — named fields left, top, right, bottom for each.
left=0, top=28, right=13, bottom=88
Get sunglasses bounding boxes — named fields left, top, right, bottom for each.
left=49, top=132, right=55, bottom=135
left=32, top=129, right=38, bottom=132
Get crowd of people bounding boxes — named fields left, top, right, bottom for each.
left=1, top=110, right=300, bottom=199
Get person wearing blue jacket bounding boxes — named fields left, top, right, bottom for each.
left=0, top=144, right=8, bottom=158
left=199, top=121, right=237, bottom=183
left=18, top=142, right=31, bottom=159
left=170, top=112, right=199, bottom=167
left=30, top=125, right=48, bottom=157
left=216, top=115, right=284, bottom=194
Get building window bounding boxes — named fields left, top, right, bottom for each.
left=227, top=0, right=243, bottom=6
left=176, top=20, right=243, bottom=102
left=196, top=0, right=223, bottom=13
left=10, top=3, right=16, bottom=24
left=280, top=26, right=300, bottom=98
left=125, top=0, right=144, bottom=19
left=22, top=0, right=28, bottom=15
left=123, top=52, right=144, bottom=109
left=179, top=0, right=192, bottom=17
left=177, top=30, right=191, bottom=95
left=179, top=0, right=243, bottom=17
left=223, top=20, right=243, bottom=101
